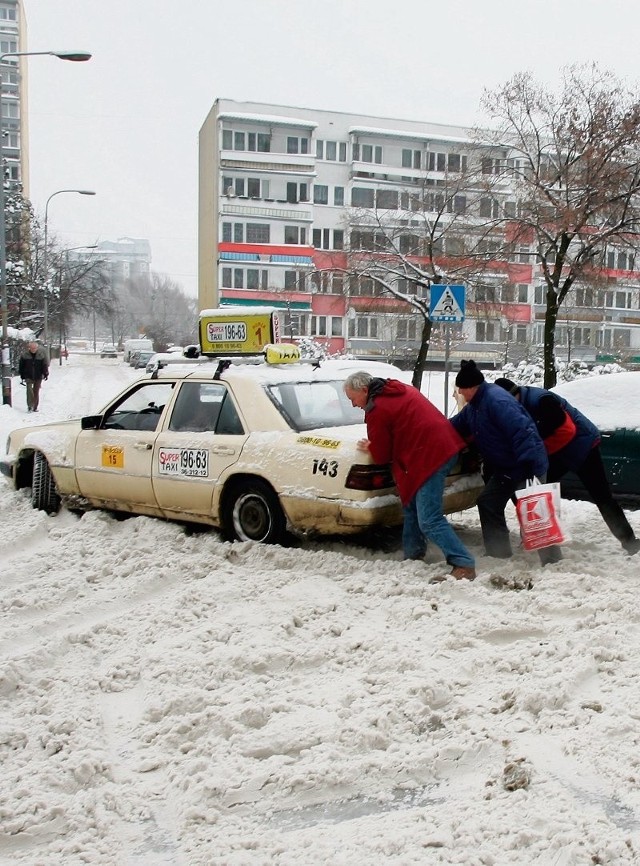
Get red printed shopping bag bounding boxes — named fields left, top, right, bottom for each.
left=515, top=481, right=568, bottom=551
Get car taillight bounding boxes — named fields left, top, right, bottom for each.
left=345, top=463, right=395, bottom=491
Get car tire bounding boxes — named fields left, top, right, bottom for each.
left=227, top=479, right=287, bottom=544
left=31, top=452, right=61, bottom=514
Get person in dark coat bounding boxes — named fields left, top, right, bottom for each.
left=450, top=360, right=554, bottom=562
left=18, top=341, right=49, bottom=412
left=495, top=377, right=640, bottom=555
left=343, top=371, right=476, bottom=580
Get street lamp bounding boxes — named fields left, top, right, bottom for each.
left=43, top=189, right=96, bottom=353
left=0, top=49, right=92, bottom=405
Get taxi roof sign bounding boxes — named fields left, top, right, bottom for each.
left=199, top=307, right=280, bottom=356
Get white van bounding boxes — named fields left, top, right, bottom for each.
left=123, top=338, right=154, bottom=363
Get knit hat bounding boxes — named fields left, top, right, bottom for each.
left=455, top=360, right=485, bottom=388
left=494, top=377, right=520, bottom=396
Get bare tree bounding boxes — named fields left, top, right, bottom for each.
left=345, top=157, right=505, bottom=387
left=481, top=64, right=640, bottom=387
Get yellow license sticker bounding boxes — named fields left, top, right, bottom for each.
left=102, top=445, right=124, bottom=468
left=297, top=436, right=341, bottom=449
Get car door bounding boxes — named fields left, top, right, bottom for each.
left=74, top=381, right=176, bottom=512
left=152, top=380, right=248, bottom=521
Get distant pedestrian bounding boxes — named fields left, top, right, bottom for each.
left=495, top=377, right=640, bottom=556
left=450, top=360, right=554, bottom=563
left=18, top=341, right=49, bottom=412
left=343, top=371, right=476, bottom=581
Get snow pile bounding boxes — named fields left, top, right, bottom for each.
left=1, top=356, right=640, bottom=865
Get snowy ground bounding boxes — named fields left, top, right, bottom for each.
left=1, top=355, right=640, bottom=865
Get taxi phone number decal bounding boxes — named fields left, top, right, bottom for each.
left=158, top=447, right=209, bottom=477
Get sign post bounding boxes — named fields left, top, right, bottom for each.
left=429, top=284, right=466, bottom=417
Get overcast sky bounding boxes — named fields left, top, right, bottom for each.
left=23, top=0, right=640, bottom=298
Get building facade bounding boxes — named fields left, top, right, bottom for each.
left=198, top=99, right=640, bottom=366
left=0, top=0, right=27, bottom=197
left=71, top=237, right=152, bottom=288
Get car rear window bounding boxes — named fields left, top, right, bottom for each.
left=267, top=380, right=364, bottom=431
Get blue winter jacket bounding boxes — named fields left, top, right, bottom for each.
left=517, top=386, right=600, bottom=470
left=450, top=381, right=548, bottom=482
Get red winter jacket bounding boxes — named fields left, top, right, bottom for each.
left=365, top=378, right=465, bottom=505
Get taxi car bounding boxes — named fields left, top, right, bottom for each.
left=0, top=355, right=483, bottom=544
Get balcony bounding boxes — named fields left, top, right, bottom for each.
left=220, top=149, right=316, bottom=176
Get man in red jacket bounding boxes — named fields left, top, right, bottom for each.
left=344, top=371, right=476, bottom=580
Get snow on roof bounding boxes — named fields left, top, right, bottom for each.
left=348, top=125, right=474, bottom=145
left=218, top=112, right=318, bottom=129
left=552, top=371, right=640, bottom=431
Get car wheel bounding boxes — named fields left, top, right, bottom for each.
left=228, top=479, right=287, bottom=544
left=31, top=452, right=61, bottom=514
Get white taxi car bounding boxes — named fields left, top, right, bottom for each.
left=1, top=356, right=482, bottom=545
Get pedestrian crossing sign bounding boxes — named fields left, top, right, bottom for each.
left=429, top=284, right=465, bottom=322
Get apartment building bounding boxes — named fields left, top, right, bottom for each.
left=71, top=237, right=152, bottom=288
left=0, top=0, right=27, bottom=202
left=198, top=99, right=640, bottom=365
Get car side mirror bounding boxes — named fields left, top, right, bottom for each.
left=81, top=415, right=102, bottom=430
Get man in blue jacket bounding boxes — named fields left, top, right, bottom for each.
left=495, top=377, right=640, bottom=555
left=450, top=360, right=553, bottom=562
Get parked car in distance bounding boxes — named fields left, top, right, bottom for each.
left=133, top=350, right=156, bottom=369
left=100, top=343, right=118, bottom=359
left=553, top=372, right=640, bottom=507
left=123, top=338, right=154, bottom=363
left=0, top=357, right=483, bottom=545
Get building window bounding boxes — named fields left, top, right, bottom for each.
left=339, top=142, right=347, bottom=161
left=360, top=144, right=383, bottom=164
left=246, top=223, right=270, bottom=243
left=311, top=315, right=327, bottom=336
left=314, top=185, right=329, bottom=205
left=427, top=152, right=447, bottom=172
left=397, top=319, right=418, bottom=340
left=284, top=225, right=306, bottom=245
left=476, top=321, right=497, bottom=341
left=222, top=267, right=232, bottom=286
left=326, top=141, right=337, bottom=160
left=234, top=131, right=245, bottom=151
left=351, top=187, right=375, bottom=208
left=331, top=317, right=343, bottom=337
left=376, top=189, right=398, bottom=209
left=234, top=178, right=245, bottom=197
left=316, top=140, right=324, bottom=159
left=517, top=284, right=529, bottom=303
left=333, top=230, right=344, bottom=250
left=312, top=228, right=330, bottom=249
left=234, top=223, right=244, bottom=243
left=222, top=222, right=232, bottom=242
left=287, top=136, right=309, bottom=154
left=234, top=269, right=243, bottom=288
left=334, top=186, right=344, bottom=206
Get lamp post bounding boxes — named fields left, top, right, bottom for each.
left=0, top=49, right=91, bottom=405
left=43, top=189, right=96, bottom=354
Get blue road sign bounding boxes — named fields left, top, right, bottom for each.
left=430, top=284, right=465, bottom=322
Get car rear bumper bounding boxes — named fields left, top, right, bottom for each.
left=280, top=493, right=403, bottom=536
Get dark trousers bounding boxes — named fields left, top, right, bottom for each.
left=477, top=474, right=562, bottom=565
left=548, top=447, right=636, bottom=548
left=25, top=378, right=43, bottom=411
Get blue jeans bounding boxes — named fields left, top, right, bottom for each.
left=402, top=454, right=475, bottom=568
